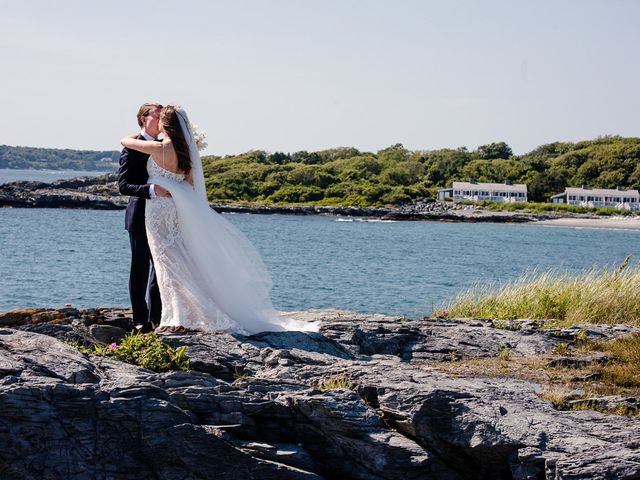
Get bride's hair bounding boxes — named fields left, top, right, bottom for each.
left=160, top=105, right=192, bottom=175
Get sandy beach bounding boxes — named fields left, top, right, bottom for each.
left=533, top=216, right=640, bottom=230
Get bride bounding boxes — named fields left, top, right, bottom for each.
left=121, top=106, right=318, bottom=334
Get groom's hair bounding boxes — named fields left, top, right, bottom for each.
left=136, top=102, right=163, bottom=127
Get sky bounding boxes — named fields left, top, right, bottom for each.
left=1, top=0, right=638, bottom=156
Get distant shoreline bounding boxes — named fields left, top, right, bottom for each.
left=0, top=167, right=115, bottom=172
left=532, top=217, right=640, bottom=231
left=2, top=173, right=639, bottom=229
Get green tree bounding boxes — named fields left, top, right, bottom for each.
left=377, top=144, right=410, bottom=163
left=476, top=142, right=513, bottom=160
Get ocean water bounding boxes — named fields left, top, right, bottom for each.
left=0, top=168, right=114, bottom=184
left=1, top=208, right=639, bottom=316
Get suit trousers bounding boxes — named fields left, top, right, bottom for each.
left=128, top=228, right=162, bottom=326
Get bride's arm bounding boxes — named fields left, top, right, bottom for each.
left=186, top=170, right=194, bottom=186
left=120, top=135, right=164, bottom=156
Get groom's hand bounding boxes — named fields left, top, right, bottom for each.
left=155, top=186, right=172, bottom=197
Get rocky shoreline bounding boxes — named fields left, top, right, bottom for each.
left=0, top=174, right=127, bottom=210
left=1, top=306, right=639, bottom=479
left=0, top=173, right=556, bottom=223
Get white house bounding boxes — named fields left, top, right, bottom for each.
left=551, top=187, right=640, bottom=211
left=438, top=181, right=528, bottom=203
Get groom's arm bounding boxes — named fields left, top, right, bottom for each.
left=118, top=147, right=152, bottom=198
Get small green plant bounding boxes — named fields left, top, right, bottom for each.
left=575, top=329, right=589, bottom=345
left=72, top=332, right=190, bottom=372
left=539, top=388, right=569, bottom=410
left=553, top=342, right=571, bottom=355
left=614, top=404, right=639, bottom=417
left=233, top=367, right=249, bottom=381
left=316, top=372, right=354, bottom=392
left=498, top=345, right=511, bottom=361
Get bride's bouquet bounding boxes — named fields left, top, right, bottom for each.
left=191, top=124, right=208, bottom=152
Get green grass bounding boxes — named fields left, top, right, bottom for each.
left=443, top=257, right=640, bottom=326
left=479, top=201, right=638, bottom=216
left=315, top=373, right=354, bottom=392
left=587, top=334, right=640, bottom=388
left=498, top=345, right=511, bottom=361
left=434, top=260, right=640, bottom=417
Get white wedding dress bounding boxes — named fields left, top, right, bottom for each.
left=144, top=109, right=318, bottom=334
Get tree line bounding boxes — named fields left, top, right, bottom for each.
left=0, top=145, right=119, bottom=171
left=4, top=136, right=639, bottom=207
left=200, top=136, right=640, bottom=206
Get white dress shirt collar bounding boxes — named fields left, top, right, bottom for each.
left=140, top=131, right=155, bottom=141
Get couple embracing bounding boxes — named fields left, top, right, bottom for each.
left=118, top=103, right=318, bottom=335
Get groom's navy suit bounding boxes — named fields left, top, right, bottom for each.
left=118, top=135, right=162, bottom=330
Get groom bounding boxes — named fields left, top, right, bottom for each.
left=118, top=102, right=169, bottom=332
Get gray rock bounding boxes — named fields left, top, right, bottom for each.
left=16, top=322, right=94, bottom=347
left=0, top=308, right=639, bottom=479
left=88, top=324, right=127, bottom=345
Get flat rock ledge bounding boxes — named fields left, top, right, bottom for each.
left=0, top=307, right=639, bottom=479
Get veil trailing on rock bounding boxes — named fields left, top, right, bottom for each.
left=149, top=107, right=318, bottom=333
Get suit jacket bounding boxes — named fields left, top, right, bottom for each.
left=118, top=135, right=152, bottom=233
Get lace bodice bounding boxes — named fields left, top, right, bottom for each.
left=147, top=157, right=186, bottom=182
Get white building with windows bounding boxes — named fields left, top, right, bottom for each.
left=551, top=187, right=640, bottom=211
left=438, top=181, right=528, bottom=203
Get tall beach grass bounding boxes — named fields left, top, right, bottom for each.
left=444, top=256, right=640, bottom=325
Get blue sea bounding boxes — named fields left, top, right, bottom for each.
left=0, top=168, right=113, bottom=184
left=1, top=206, right=639, bottom=316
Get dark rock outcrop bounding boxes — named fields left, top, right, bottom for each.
left=0, top=174, right=126, bottom=209
left=0, top=307, right=639, bottom=479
